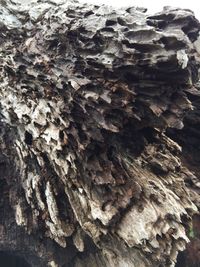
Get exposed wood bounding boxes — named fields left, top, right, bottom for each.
left=0, top=0, right=200, bottom=266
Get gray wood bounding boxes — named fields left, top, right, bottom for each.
left=0, top=0, right=199, bottom=266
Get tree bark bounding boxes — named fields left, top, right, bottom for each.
left=0, top=0, right=200, bottom=266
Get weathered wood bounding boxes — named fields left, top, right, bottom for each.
left=0, top=0, right=200, bottom=266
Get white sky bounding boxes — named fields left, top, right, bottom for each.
left=80, top=0, right=200, bottom=20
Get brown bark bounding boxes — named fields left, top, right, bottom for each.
left=0, top=0, right=200, bottom=266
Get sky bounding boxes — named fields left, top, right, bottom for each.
left=79, top=0, right=200, bottom=20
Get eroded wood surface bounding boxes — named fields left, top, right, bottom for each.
left=0, top=0, right=200, bottom=266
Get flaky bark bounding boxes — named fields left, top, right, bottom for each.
left=0, top=0, right=200, bottom=266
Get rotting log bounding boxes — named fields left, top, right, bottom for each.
left=0, top=0, right=200, bottom=266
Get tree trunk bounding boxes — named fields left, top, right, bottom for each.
left=0, top=0, right=200, bottom=266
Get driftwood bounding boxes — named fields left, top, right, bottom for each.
left=0, top=0, right=200, bottom=266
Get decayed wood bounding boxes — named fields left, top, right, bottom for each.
left=0, top=0, right=200, bottom=266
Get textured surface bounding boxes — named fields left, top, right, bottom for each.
left=0, top=0, right=200, bottom=266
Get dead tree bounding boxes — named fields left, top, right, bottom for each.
left=0, top=0, right=200, bottom=266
